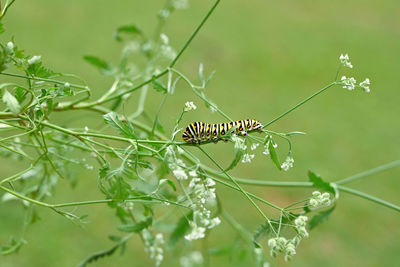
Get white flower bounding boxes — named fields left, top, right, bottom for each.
left=184, top=101, right=197, bottom=112
left=281, top=155, right=294, bottom=171
left=172, top=0, right=189, bottom=9
left=294, top=216, right=308, bottom=228
left=242, top=153, right=255, bottom=163
left=309, top=190, right=332, bottom=208
left=64, top=82, right=70, bottom=88
left=27, top=55, right=41, bottom=65
left=339, top=53, right=353, bottom=68
left=173, top=168, right=188, bottom=180
left=359, top=78, right=371, bottom=93
left=189, top=178, right=201, bottom=188
left=180, top=251, right=203, bottom=267
left=185, top=224, right=206, bottom=240
left=251, top=143, right=259, bottom=151
left=205, top=178, right=215, bottom=187
left=177, top=146, right=185, bottom=155
left=208, top=217, right=221, bottom=229
left=160, top=33, right=169, bottom=45
left=341, top=76, right=357, bottom=91
left=84, top=126, right=89, bottom=133
left=189, top=170, right=197, bottom=177
left=232, top=135, right=247, bottom=151
left=5, top=41, right=14, bottom=54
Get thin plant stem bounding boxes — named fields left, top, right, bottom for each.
left=336, top=160, right=400, bottom=185
left=198, top=146, right=277, bottom=234
left=337, top=185, right=400, bottom=212
left=263, top=82, right=336, bottom=128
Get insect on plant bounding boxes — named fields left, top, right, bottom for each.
left=0, top=0, right=399, bottom=266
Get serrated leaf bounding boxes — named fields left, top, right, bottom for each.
left=83, top=55, right=114, bottom=75
left=2, top=89, right=20, bottom=114
left=309, top=205, right=335, bottom=230
left=285, top=131, right=306, bottom=136
left=114, top=25, right=142, bottom=41
left=103, top=112, right=137, bottom=139
left=152, top=79, right=167, bottom=93
left=14, top=87, right=26, bottom=103
left=117, top=217, right=152, bottom=233
left=225, top=147, right=244, bottom=172
left=268, top=141, right=281, bottom=170
left=308, top=170, right=335, bottom=194
left=167, top=211, right=193, bottom=248
left=77, top=244, right=120, bottom=267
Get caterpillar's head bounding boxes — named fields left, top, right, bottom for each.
left=252, top=120, right=263, bottom=131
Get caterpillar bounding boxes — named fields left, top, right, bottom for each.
left=182, top=119, right=263, bottom=144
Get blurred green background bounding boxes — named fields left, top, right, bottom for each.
left=1, top=0, right=399, bottom=266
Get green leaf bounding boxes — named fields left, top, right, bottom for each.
left=114, top=25, right=142, bottom=41
left=268, top=140, right=281, bottom=170
left=2, top=89, right=21, bottom=114
left=308, top=170, right=335, bottom=194
left=83, top=55, right=114, bottom=75
left=152, top=79, right=167, bottom=93
left=167, top=211, right=193, bottom=248
left=117, top=217, right=152, bottom=233
left=285, top=131, right=306, bottom=136
left=225, top=146, right=244, bottom=172
left=14, top=87, right=26, bottom=103
left=0, top=238, right=26, bottom=255
left=309, top=205, right=335, bottom=230
left=77, top=244, right=120, bottom=267
left=27, top=63, right=55, bottom=78
left=103, top=112, right=137, bottom=139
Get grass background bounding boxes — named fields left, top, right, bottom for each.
left=0, top=0, right=399, bottom=266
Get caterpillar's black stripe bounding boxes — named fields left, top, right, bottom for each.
left=182, top=119, right=263, bottom=144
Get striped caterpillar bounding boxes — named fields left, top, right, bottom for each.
left=182, top=119, right=263, bottom=144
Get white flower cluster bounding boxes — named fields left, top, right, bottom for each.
left=268, top=216, right=309, bottom=261
left=250, top=143, right=259, bottom=151
left=166, top=145, right=188, bottom=180
left=268, top=237, right=297, bottom=261
left=242, top=153, right=255, bottom=163
left=159, top=33, right=177, bottom=60
left=172, top=0, right=189, bottom=9
left=184, top=101, right=197, bottom=112
left=232, top=135, right=247, bottom=150
left=180, top=251, right=203, bottom=267
left=339, top=53, right=353, bottom=68
left=341, top=76, right=357, bottom=90
left=263, top=136, right=277, bottom=155
left=294, top=216, right=309, bottom=238
left=185, top=173, right=220, bottom=241
left=309, top=191, right=331, bottom=208
left=5, top=41, right=14, bottom=55
left=188, top=177, right=216, bottom=204
left=359, top=78, right=370, bottom=93
left=281, top=154, right=294, bottom=171
left=27, top=55, right=41, bottom=65
left=143, top=230, right=165, bottom=267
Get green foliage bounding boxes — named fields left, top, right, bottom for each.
left=308, top=206, right=336, bottom=230
left=308, top=170, right=335, bottom=194
left=0, top=1, right=398, bottom=267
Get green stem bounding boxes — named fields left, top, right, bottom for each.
left=337, top=185, right=400, bottom=212
left=0, top=72, right=88, bottom=90
left=169, top=0, right=221, bottom=68
left=0, top=165, right=35, bottom=185
left=263, top=82, right=336, bottom=128
left=198, top=146, right=276, bottom=233
left=336, top=160, right=400, bottom=185
left=0, top=185, right=52, bottom=208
